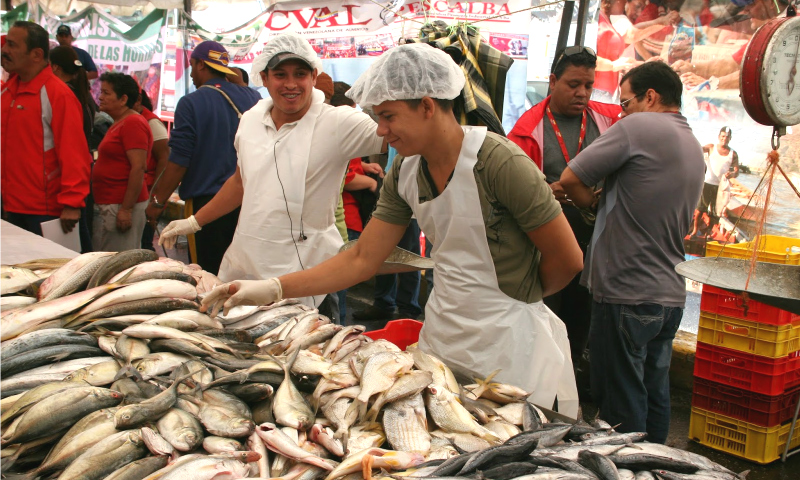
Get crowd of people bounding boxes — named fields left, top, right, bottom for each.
left=4, top=15, right=721, bottom=442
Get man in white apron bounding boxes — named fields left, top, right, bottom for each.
left=201, top=44, right=583, bottom=417
left=158, top=34, right=385, bottom=312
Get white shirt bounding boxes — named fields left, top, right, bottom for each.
left=704, top=146, right=733, bottom=186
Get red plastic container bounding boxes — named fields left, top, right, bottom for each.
left=364, top=319, right=423, bottom=351
left=701, top=285, right=800, bottom=325
left=694, top=342, right=800, bottom=396
left=692, top=377, right=800, bottom=427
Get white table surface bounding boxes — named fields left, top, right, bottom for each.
left=1, top=220, right=80, bottom=265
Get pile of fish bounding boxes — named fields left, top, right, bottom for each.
left=0, top=251, right=748, bottom=480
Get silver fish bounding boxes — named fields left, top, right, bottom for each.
left=41, top=255, right=114, bottom=301
left=383, top=393, right=431, bottom=455
left=37, top=252, right=114, bottom=300
left=4, top=386, right=123, bottom=444
left=202, top=436, right=243, bottom=453
left=157, top=408, right=204, bottom=452
left=57, top=429, right=147, bottom=480
left=273, top=349, right=315, bottom=430
left=103, top=456, right=170, bottom=480
left=86, top=249, right=159, bottom=289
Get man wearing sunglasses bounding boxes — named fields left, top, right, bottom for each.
left=508, top=46, right=621, bottom=378
left=560, top=61, right=704, bottom=443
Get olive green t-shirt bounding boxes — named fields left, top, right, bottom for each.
left=372, top=132, right=562, bottom=303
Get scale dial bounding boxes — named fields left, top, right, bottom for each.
left=741, top=16, right=800, bottom=127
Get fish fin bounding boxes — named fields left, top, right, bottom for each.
left=285, top=347, right=302, bottom=373
left=1, top=472, right=36, bottom=480
left=362, top=453, right=375, bottom=480
left=111, top=268, right=138, bottom=285
left=737, top=470, right=750, bottom=479
left=45, top=352, right=72, bottom=363
left=113, top=364, right=143, bottom=382
left=364, top=403, right=381, bottom=425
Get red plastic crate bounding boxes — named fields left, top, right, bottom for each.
left=701, top=285, right=800, bottom=325
left=364, top=319, right=423, bottom=351
left=694, top=342, right=800, bottom=396
left=692, top=377, right=800, bottom=427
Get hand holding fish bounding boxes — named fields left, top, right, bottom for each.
left=201, top=277, right=283, bottom=317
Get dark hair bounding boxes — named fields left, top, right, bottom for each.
left=551, top=47, right=597, bottom=79
left=403, top=98, right=454, bottom=111
left=333, top=81, right=351, bottom=96
left=720, top=126, right=732, bottom=136
left=330, top=93, right=354, bottom=107
left=140, top=89, right=153, bottom=111
left=233, top=67, right=249, bottom=86
left=620, top=61, right=682, bottom=109
left=12, top=21, right=50, bottom=61
left=99, top=72, right=139, bottom=108
left=50, top=46, right=91, bottom=114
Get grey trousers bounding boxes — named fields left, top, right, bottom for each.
left=93, top=201, right=147, bottom=252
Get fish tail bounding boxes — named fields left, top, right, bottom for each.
left=346, top=399, right=367, bottom=424
left=364, top=404, right=380, bottom=424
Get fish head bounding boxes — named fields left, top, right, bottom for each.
left=176, top=430, right=202, bottom=451
left=309, top=423, right=324, bottom=442
left=225, top=450, right=262, bottom=463
left=114, top=404, right=147, bottom=428
left=135, top=360, right=153, bottom=379
left=228, top=418, right=256, bottom=437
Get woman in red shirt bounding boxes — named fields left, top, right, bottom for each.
left=92, top=72, right=152, bottom=252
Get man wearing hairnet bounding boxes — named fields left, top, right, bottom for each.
left=159, top=33, right=385, bottom=316
left=201, top=44, right=583, bottom=416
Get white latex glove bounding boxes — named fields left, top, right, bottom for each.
left=201, top=278, right=283, bottom=317
left=158, top=215, right=201, bottom=250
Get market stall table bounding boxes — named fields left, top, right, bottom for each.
left=1, top=220, right=80, bottom=265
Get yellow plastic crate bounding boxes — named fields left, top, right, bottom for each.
left=706, top=235, right=800, bottom=265
left=689, top=407, right=800, bottom=464
left=697, top=311, right=800, bottom=358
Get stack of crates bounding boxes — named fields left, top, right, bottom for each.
left=689, top=235, right=800, bottom=464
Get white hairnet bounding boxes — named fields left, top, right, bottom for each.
left=251, top=33, right=323, bottom=87
left=346, top=44, right=464, bottom=109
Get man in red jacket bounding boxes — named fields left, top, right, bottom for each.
left=508, top=46, right=621, bottom=383
left=1, top=21, right=91, bottom=237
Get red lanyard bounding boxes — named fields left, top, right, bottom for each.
left=546, top=106, right=587, bottom=164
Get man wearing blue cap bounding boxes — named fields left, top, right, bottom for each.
left=147, top=40, right=260, bottom=275
left=56, top=25, right=97, bottom=81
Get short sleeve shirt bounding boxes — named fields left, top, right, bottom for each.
left=73, top=46, right=97, bottom=73
left=169, top=79, right=261, bottom=199
left=93, top=113, right=152, bottom=205
left=568, top=112, right=705, bottom=307
left=373, top=132, right=562, bottom=303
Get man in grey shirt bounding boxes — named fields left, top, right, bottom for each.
left=560, top=61, right=704, bottom=444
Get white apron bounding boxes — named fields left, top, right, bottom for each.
left=397, top=126, right=579, bottom=418
left=218, top=90, right=343, bottom=308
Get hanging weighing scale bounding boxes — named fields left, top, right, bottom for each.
left=677, top=6, right=800, bottom=314
left=675, top=5, right=800, bottom=462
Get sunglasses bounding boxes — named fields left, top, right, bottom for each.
left=554, top=46, right=597, bottom=70
left=619, top=93, right=644, bottom=112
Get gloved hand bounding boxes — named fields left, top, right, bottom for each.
left=158, top=215, right=201, bottom=250
left=201, top=278, right=283, bottom=317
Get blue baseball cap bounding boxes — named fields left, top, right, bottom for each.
left=191, top=41, right=235, bottom=75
